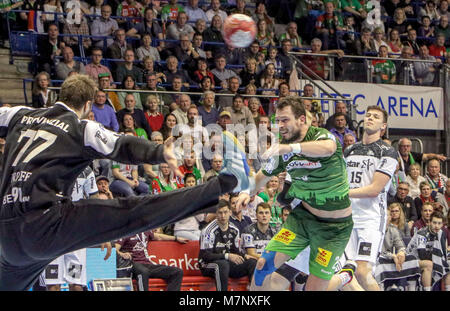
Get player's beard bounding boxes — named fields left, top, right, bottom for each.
left=281, top=128, right=301, bottom=144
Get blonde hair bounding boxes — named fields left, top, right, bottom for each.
left=394, top=8, right=406, bottom=22
left=32, top=71, right=52, bottom=95
left=145, top=94, right=160, bottom=111
left=245, top=83, right=257, bottom=94
left=246, top=57, right=257, bottom=65
left=265, top=175, right=279, bottom=191
left=146, top=94, right=160, bottom=105
left=59, top=74, right=97, bottom=110
left=388, top=202, right=406, bottom=230
left=143, top=55, right=154, bottom=64
left=422, top=202, right=434, bottom=211
left=408, top=162, right=422, bottom=175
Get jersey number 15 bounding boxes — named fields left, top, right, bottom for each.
left=350, top=171, right=363, bottom=184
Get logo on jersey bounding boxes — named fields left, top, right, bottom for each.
left=358, top=242, right=372, bottom=256
left=283, top=152, right=294, bottom=162
left=332, top=255, right=342, bottom=273
left=379, top=158, right=388, bottom=170
left=242, top=234, right=252, bottom=244
left=346, top=160, right=360, bottom=168
left=264, top=157, right=278, bottom=174
left=418, top=235, right=428, bottom=247
left=286, top=160, right=322, bottom=171
left=315, top=248, right=333, bottom=267
left=95, top=130, right=108, bottom=144
left=217, top=241, right=233, bottom=249
left=361, top=159, right=374, bottom=170
left=273, top=228, right=296, bottom=245
left=45, top=264, right=59, bottom=279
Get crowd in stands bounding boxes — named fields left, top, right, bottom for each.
left=1, top=0, right=450, bottom=88
left=0, top=0, right=449, bottom=291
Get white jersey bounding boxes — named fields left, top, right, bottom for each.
left=71, top=166, right=98, bottom=202
left=40, top=167, right=98, bottom=287
left=344, top=139, right=398, bottom=230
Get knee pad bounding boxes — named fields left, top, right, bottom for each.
left=254, top=250, right=277, bottom=286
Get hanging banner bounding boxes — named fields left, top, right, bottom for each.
left=302, top=80, right=445, bottom=130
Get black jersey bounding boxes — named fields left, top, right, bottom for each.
left=0, top=102, right=165, bottom=218
left=241, top=223, right=277, bottom=256
left=199, top=219, right=243, bottom=266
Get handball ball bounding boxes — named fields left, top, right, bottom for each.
left=222, top=14, right=257, bottom=48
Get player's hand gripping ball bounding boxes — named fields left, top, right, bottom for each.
left=222, top=14, right=257, bottom=48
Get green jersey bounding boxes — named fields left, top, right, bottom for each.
left=160, top=4, right=185, bottom=22
left=360, top=0, right=374, bottom=13
left=278, top=33, right=302, bottom=48
left=135, top=128, right=148, bottom=140
left=262, top=126, right=350, bottom=211
left=373, top=59, right=396, bottom=84
left=0, top=0, right=20, bottom=21
left=341, top=0, right=362, bottom=11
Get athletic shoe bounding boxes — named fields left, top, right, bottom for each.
left=219, top=130, right=254, bottom=193
left=386, top=284, right=402, bottom=291
left=338, top=260, right=357, bottom=287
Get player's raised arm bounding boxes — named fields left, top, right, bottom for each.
left=82, top=119, right=167, bottom=165
left=262, top=137, right=337, bottom=159
left=0, top=106, right=33, bottom=130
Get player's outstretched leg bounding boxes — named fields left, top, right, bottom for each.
left=355, top=260, right=380, bottom=291
left=250, top=251, right=291, bottom=291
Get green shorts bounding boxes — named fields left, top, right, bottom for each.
left=265, top=205, right=353, bottom=280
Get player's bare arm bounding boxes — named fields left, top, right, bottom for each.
left=262, top=139, right=337, bottom=159
left=348, top=171, right=393, bottom=198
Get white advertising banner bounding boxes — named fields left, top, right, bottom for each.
left=301, top=80, right=445, bottom=130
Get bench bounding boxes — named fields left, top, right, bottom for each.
left=132, top=240, right=249, bottom=291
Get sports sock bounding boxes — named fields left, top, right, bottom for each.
left=337, top=271, right=352, bottom=289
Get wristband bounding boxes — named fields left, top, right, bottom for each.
left=290, top=143, right=302, bottom=154
left=225, top=253, right=229, bottom=260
